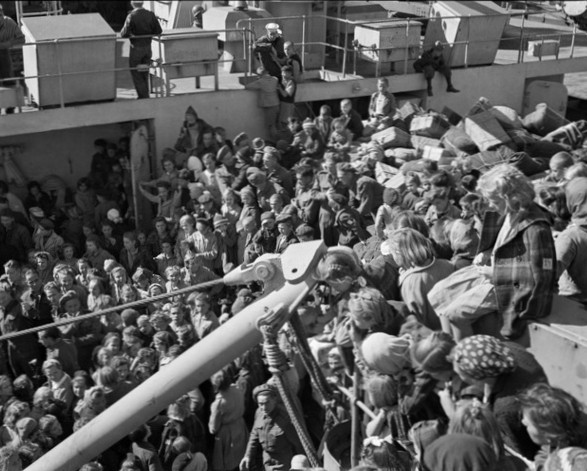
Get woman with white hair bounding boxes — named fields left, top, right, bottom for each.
left=475, top=164, right=556, bottom=340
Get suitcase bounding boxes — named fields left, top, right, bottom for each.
left=523, top=103, right=570, bottom=136
left=442, top=126, right=479, bottom=154
left=411, top=135, right=442, bottom=154
left=372, top=126, right=412, bottom=149
left=410, top=114, right=451, bottom=139
left=464, top=110, right=512, bottom=151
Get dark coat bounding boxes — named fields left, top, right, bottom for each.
left=477, top=204, right=555, bottom=339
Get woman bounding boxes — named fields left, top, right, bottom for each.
left=476, top=164, right=556, bottom=339
left=208, top=368, right=249, bottom=471
left=451, top=335, right=548, bottom=459
left=519, top=383, right=587, bottom=470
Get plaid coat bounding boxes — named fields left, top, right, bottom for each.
left=478, top=204, right=555, bottom=339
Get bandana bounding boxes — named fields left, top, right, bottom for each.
left=453, top=335, right=515, bottom=380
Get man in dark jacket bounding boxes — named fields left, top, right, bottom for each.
left=120, top=1, right=162, bottom=99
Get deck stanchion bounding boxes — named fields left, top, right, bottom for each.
left=351, top=368, right=361, bottom=467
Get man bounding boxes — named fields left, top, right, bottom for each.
left=414, top=40, right=459, bottom=97
left=240, top=384, right=303, bottom=471
left=275, top=214, right=298, bottom=254
left=38, top=327, right=79, bottom=377
left=339, top=99, right=364, bottom=140
left=0, top=282, right=47, bottom=379
left=42, top=359, right=74, bottom=410
left=254, top=23, right=286, bottom=79
left=33, top=218, right=63, bottom=260
left=293, top=165, right=320, bottom=226
left=20, top=268, right=53, bottom=327
left=245, top=67, right=280, bottom=140
left=336, top=162, right=383, bottom=223
left=0, top=208, right=32, bottom=262
left=263, top=147, right=293, bottom=195
left=0, top=4, right=24, bottom=114
left=120, top=1, right=162, bottom=99
left=247, top=169, right=290, bottom=213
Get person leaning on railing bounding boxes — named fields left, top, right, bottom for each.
left=0, top=4, right=24, bottom=114
left=120, top=1, right=162, bottom=99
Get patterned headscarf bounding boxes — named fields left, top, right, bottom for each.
left=545, top=447, right=587, bottom=471
left=453, top=335, right=515, bottom=380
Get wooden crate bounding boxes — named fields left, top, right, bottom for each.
left=423, top=1, right=509, bottom=67
left=354, top=20, right=422, bottom=63
left=410, top=114, right=450, bottom=139
left=152, top=28, right=218, bottom=80
left=22, top=14, right=116, bottom=107
left=528, top=39, right=560, bottom=59
left=372, top=126, right=412, bottom=149
left=464, top=110, right=512, bottom=151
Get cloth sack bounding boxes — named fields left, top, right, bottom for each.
left=428, top=265, right=497, bottom=323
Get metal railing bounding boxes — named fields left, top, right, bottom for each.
left=2, top=11, right=587, bottom=112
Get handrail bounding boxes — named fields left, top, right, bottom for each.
left=1, top=12, right=586, bottom=111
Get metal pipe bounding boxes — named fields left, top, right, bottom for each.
left=336, top=385, right=376, bottom=419
left=517, top=14, right=526, bottom=63
left=25, top=276, right=319, bottom=471
left=350, top=368, right=361, bottom=467
left=571, top=22, right=576, bottom=59
left=301, top=15, right=306, bottom=69
left=54, top=39, right=65, bottom=108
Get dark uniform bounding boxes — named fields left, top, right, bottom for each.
left=245, top=408, right=303, bottom=471
left=120, top=4, right=162, bottom=99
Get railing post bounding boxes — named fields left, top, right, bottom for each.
left=465, top=15, right=470, bottom=68
left=54, top=39, right=65, bottom=108
left=404, top=19, right=410, bottom=75
left=248, top=18, right=253, bottom=76
left=301, top=14, right=306, bottom=69
left=157, top=34, right=166, bottom=97
left=350, top=368, right=361, bottom=467
left=342, top=44, right=347, bottom=78
left=571, top=23, right=576, bottom=59
left=517, top=14, right=525, bottom=63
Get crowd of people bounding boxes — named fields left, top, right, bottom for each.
left=1, top=31, right=587, bottom=471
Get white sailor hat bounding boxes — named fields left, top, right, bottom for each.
left=265, top=22, right=282, bottom=34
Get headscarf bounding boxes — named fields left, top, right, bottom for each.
left=544, top=447, right=587, bottom=471
left=423, top=434, right=497, bottom=471
left=360, top=333, right=411, bottom=376
left=348, top=286, right=399, bottom=334
left=453, top=335, right=516, bottom=380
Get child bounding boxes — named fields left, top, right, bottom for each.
left=60, top=243, right=79, bottom=273
left=365, top=77, right=398, bottom=136
left=459, top=193, right=486, bottom=235
left=109, top=266, right=129, bottom=304
left=314, top=104, right=333, bottom=142
left=545, top=151, right=574, bottom=185
left=402, top=172, right=422, bottom=210
left=424, top=171, right=462, bottom=258
left=187, top=291, right=220, bottom=341
left=327, top=117, right=353, bottom=161
left=220, top=189, right=242, bottom=227
left=389, top=228, right=454, bottom=330
left=155, top=238, right=181, bottom=277
left=199, top=152, right=222, bottom=204
left=375, top=188, right=402, bottom=240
